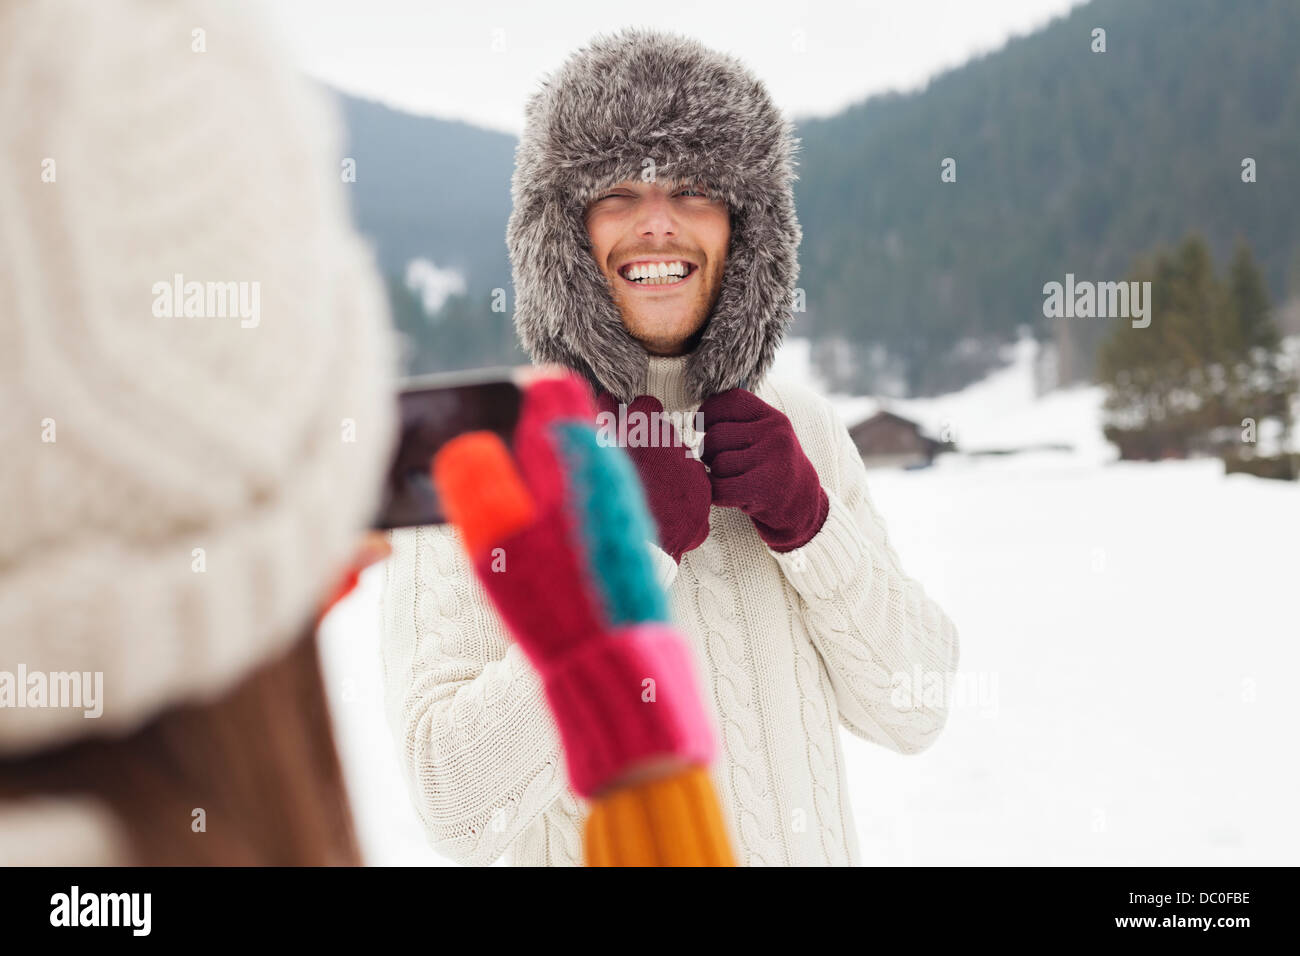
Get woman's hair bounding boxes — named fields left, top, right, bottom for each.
left=0, top=626, right=360, bottom=866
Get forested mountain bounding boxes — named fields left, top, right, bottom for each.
left=338, top=95, right=515, bottom=293
left=794, top=0, right=1300, bottom=393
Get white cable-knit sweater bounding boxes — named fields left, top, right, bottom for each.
left=380, top=354, right=960, bottom=865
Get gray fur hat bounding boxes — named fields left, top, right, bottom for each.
left=507, top=28, right=802, bottom=404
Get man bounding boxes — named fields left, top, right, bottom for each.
left=381, top=27, right=960, bottom=866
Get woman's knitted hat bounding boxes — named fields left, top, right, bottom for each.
left=507, top=28, right=803, bottom=405
left=0, top=0, right=397, bottom=755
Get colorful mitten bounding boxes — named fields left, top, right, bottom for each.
left=433, top=373, right=715, bottom=800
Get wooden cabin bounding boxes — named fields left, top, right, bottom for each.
left=848, top=410, right=948, bottom=469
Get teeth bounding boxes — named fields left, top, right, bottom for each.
left=623, top=260, right=690, bottom=284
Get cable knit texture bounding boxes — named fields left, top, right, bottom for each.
left=381, top=354, right=960, bottom=865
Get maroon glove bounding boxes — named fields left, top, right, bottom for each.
left=698, top=389, right=829, bottom=553
left=595, top=391, right=711, bottom=563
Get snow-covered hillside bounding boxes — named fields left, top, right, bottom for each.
left=771, top=333, right=1114, bottom=460
left=321, top=336, right=1299, bottom=865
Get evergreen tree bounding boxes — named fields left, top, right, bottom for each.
left=1223, top=240, right=1294, bottom=445
left=384, top=275, right=525, bottom=378
left=1097, top=234, right=1296, bottom=459
left=1097, top=236, right=1214, bottom=454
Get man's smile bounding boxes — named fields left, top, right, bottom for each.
left=617, top=258, right=699, bottom=290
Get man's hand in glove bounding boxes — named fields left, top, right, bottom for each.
left=698, top=388, right=829, bottom=553
left=595, top=391, right=711, bottom=563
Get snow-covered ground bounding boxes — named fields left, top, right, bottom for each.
left=320, top=336, right=1299, bottom=865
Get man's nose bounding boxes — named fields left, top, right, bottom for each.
left=633, top=190, right=677, bottom=237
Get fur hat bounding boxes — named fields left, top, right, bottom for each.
left=507, top=28, right=802, bottom=405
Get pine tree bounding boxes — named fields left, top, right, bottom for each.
left=1223, top=240, right=1294, bottom=451
left=1097, top=237, right=1214, bottom=456
left=1098, top=233, right=1297, bottom=460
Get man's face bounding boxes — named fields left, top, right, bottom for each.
left=584, top=178, right=731, bottom=356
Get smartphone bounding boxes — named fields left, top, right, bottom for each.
left=373, top=367, right=524, bottom=529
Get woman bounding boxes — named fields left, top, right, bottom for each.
left=0, top=0, right=395, bottom=864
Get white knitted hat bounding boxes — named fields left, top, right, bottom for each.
left=0, top=0, right=397, bottom=754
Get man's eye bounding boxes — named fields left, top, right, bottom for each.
left=677, top=188, right=707, bottom=197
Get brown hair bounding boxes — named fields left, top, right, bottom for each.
left=0, top=626, right=360, bottom=865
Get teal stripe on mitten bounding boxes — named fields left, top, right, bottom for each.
left=553, top=423, right=669, bottom=626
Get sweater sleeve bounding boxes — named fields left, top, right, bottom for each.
left=646, top=540, right=679, bottom=590
left=584, top=765, right=736, bottom=866
left=767, top=399, right=960, bottom=755
left=379, top=523, right=583, bottom=866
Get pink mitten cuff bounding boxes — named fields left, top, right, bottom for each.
left=540, top=622, right=716, bottom=798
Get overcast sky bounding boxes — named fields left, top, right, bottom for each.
left=265, top=0, right=1085, bottom=135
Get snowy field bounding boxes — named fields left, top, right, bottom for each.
left=320, top=336, right=1300, bottom=865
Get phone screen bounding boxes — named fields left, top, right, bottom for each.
left=373, top=370, right=523, bottom=529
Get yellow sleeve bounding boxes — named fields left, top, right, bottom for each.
left=584, top=765, right=736, bottom=867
